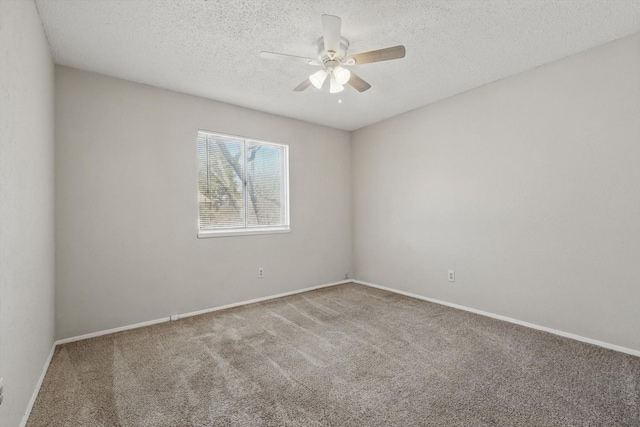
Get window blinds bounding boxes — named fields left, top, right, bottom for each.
left=246, top=141, right=285, bottom=227
left=197, top=131, right=288, bottom=233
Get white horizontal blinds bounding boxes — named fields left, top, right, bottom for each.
left=197, top=132, right=245, bottom=229
left=197, top=131, right=289, bottom=234
left=246, top=141, right=285, bottom=227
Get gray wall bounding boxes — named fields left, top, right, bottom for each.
left=55, top=66, right=352, bottom=339
left=0, top=1, right=56, bottom=426
left=352, top=32, right=640, bottom=351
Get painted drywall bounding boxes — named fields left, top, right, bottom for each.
left=55, top=66, right=352, bottom=339
left=0, top=1, right=56, bottom=426
left=352, top=32, right=640, bottom=351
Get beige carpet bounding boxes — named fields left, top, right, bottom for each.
left=28, top=283, right=639, bottom=426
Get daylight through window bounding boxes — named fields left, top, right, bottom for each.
left=197, top=131, right=289, bottom=237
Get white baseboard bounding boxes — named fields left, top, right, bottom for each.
left=353, top=280, right=640, bottom=358
left=174, top=279, right=350, bottom=320
left=55, top=279, right=350, bottom=346
left=55, top=316, right=170, bottom=346
left=20, top=342, right=56, bottom=427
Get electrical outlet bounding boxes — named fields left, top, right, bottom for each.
left=0, top=377, right=4, bottom=406
left=258, top=267, right=264, bottom=278
left=448, top=270, right=455, bottom=282
left=345, top=272, right=349, bottom=280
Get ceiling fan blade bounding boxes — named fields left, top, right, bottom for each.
left=293, top=79, right=312, bottom=92
left=260, top=51, right=321, bottom=66
left=347, top=45, right=406, bottom=65
left=321, top=14, right=341, bottom=55
left=347, top=72, right=371, bottom=92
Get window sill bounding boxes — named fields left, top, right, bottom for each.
left=197, top=227, right=290, bottom=238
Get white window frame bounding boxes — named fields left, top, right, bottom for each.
left=197, top=130, right=290, bottom=238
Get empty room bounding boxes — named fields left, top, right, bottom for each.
left=1, top=0, right=639, bottom=426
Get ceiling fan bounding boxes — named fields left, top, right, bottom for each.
left=260, top=14, right=406, bottom=94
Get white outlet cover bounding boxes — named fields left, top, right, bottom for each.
left=448, top=270, right=455, bottom=282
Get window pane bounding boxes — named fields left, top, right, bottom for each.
left=246, top=142, right=285, bottom=227
left=198, top=134, right=245, bottom=229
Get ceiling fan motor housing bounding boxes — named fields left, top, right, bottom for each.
left=317, top=36, right=349, bottom=63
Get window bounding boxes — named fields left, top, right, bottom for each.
left=197, top=130, right=289, bottom=237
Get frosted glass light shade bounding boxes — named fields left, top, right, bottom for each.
left=309, top=69, right=328, bottom=89
left=333, top=66, right=351, bottom=85
left=329, top=76, right=344, bottom=93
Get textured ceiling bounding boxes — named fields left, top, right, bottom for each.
left=35, top=0, right=640, bottom=131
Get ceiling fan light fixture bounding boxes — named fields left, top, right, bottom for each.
left=329, top=75, right=344, bottom=93
left=333, top=66, right=351, bottom=85
left=263, top=14, right=405, bottom=94
left=309, top=69, right=328, bottom=89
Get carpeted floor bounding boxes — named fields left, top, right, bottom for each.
left=28, top=283, right=640, bottom=426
